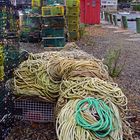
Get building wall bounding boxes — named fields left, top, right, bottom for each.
left=101, top=0, right=118, bottom=11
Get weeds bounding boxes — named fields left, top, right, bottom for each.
left=79, top=24, right=86, bottom=38
left=104, top=49, right=125, bottom=78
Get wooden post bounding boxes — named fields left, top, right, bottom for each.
left=101, top=11, right=105, bottom=20
left=107, top=12, right=110, bottom=22
left=109, top=14, right=113, bottom=24
left=104, top=12, right=107, bottom=21
left=121, top=16, right=128, bottom=29
left=136, top=18, right=140, bottom=33
left=113, top=15, right=118, bottom=26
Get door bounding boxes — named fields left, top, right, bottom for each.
left=81, top=0, right=100, bottom=24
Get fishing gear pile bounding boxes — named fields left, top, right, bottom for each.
left=12, top=48, right=133, bottom=140
left=56, top=77, right=132, bottom=140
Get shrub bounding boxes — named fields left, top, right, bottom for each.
left=104, top=49, right=125, bottom=78
left=133, top=5, right=140, bottom=11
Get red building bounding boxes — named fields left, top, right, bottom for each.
left=80, top=0, right=100, bottom=24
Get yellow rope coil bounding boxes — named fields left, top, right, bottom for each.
left=58, top=77, right=127, bottom=110
left=56, top=99, right=124, bottom=140
left=14, top=59, right=60, bottom=102
left=47, top=56, right=110, bottom=82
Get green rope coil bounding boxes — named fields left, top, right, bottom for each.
left=75, top=97, right=113, bottom=138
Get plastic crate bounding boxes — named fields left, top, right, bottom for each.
left=32, top=0, right=41, bottom=7
left=66, top=15, right=79, bottom=24
left=66, top=7, right=80, bottom=16
left=66, top=0, right=80, bottom=7
left=68, top=23, right=79, bottom=32
left=43, top=37, right=65, bottom=47
left=41, top=28, right=64, bottom=37
left=42, top=16, right=65, bottom=27
left=14, top=98, right=55, bottom=122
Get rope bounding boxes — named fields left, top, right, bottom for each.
left=75, top=98, right=113, bottom=138
left=14, top=59, right=60, bottom=102
left=47, top=56, right=110, bottom=83
left=12, top=52, right=132, bottom=140
left=56, top=99, right=98, bottom=140
left=56, top=99, right=123, bottom=140
left=58, top=77, right=127, bottom=112
left=14, top=55, right=110, bottom=102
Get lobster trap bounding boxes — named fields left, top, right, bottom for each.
left=14, top=98, right=56, bottom=123
left=0, top=82, right=14, bottom=121
left=0, top=81, right=14, bottom=140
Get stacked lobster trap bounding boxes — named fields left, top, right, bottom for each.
left=19, top=11, right=42, bottom=43
left=66, top=0, right=80, bottom=41
left=0, top=81, right=15, bottom=140
left=41, top=4, right=65, bottom=47
left=4, top=40, right=29, bottom=81
left=0, top=42, right=4, bottom=81
left=0, top=8, right=7, bottom=39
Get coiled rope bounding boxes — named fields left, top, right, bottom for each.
left=56, top=99, right=98, bottom=140
left=14, top=55, right=110, bottom=102
left=75, top=98, right=113, bottom=138
left=47, top=56, right=110, bottom=83
left=12, top=53, right=132, bottom=140
left=56, top=99, right=123, bottom=140
left=14, top=59, right=60, bottom=102
left=58, top=77, right=127, bottom=112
